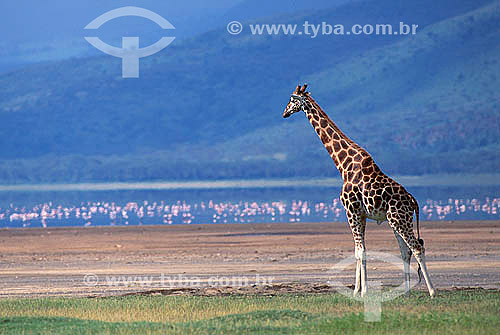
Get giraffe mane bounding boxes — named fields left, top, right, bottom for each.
left=307, top=94, right=362, bottom=149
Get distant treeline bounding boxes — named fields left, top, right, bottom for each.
left=0, top=148, right=498, bottom=184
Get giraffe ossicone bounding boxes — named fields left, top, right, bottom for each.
left=283, top=84, right=436, bottom=298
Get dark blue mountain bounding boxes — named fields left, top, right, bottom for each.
left=220, top=0, right=349, bottom=21
left=0, top=0, right=498, bottom=183
left=0, top=0, right=240, bottom=73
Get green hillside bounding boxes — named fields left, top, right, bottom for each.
left=0, top=0, right=498, bottom=183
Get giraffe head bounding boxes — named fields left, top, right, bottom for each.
left=283, top=84, right=309, bottom=118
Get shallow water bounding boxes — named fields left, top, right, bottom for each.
left=0, top=182, right=498, bottom=228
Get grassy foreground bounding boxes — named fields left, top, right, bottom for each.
left=0, top=290, right=499, bottom=335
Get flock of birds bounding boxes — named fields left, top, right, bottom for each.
left=0, top=196, right=498, bottom=228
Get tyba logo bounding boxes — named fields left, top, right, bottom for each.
left=84, top=6, right=175, bottom=78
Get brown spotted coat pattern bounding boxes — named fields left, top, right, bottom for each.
left=286, top=85, right=424, bottom=256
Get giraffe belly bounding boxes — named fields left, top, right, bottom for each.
left=366, top=210, right=387, bottom=224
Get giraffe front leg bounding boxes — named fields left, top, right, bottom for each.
left=394, top=231, right=411, bottom=296
left=354, top=257, right=361, bottom=296
left=345, top=211, right=367, bottom=298
left=356, top=245, right=367, bottom=297
left=353, top=247, right=366, bottom=297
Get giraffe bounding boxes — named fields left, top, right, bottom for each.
left=282, top=84, right=436, bottom=298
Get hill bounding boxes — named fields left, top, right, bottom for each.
left=0, top=0, right=241, bottom=74
left=0, top=0, right=498, bottom=183
left=220, top=0, right=345, bottom=22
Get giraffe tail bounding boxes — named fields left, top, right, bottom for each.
left=412, top=195, right=424, bottom=247
left=412, top=195, right=424, bottom=284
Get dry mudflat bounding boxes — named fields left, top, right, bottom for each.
left=0, top=220, right=499, bottom=297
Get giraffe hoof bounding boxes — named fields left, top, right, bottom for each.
left=429, top=289, right=436, bottom=298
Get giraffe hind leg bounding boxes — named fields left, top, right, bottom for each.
left=394, top=230, right=411, bottom=296
left=387, top=207, right=436, bottom=298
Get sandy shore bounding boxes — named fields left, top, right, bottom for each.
left=0, top=220, right=499, bottom=297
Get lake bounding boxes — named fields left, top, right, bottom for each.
left=1, top=176, right=499, bottom=228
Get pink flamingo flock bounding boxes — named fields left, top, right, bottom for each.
left=0, top=197, right=498, bottom=228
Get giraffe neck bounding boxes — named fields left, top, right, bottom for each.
left=304, top=97, right=371, bottom=181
